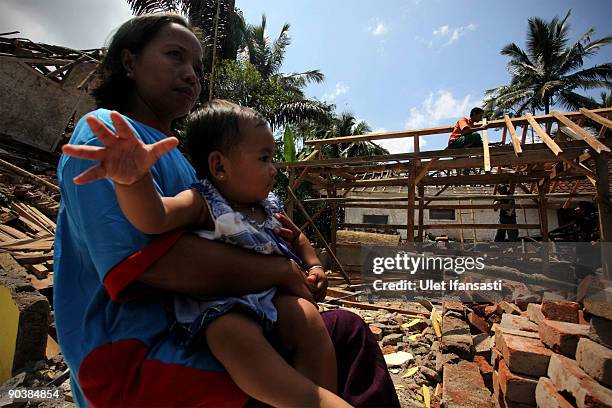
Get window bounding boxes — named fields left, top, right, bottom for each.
left=429, top=209, right=456, bottom=220
left=363, top=214, right=389, bottom=224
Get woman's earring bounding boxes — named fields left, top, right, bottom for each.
left=126, top=71, right=132, bottom=78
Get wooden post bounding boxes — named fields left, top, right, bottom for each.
left=538, top=177, right=550, bottom=275
left=329, top=188, right=338, bottom=255
left=595, top=152, right=612, bottom=279
left=417, top=185, right=425, bottom=242
left=407, top=163, right=416, bottom=242
left=287, top=168, right=295, bottom=219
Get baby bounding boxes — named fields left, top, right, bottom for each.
left=63, top=100, right=350, bottom=407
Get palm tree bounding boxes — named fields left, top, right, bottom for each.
left=484, top=10, right=612, bottom=117
left=300, top=113, right=389, bottom=158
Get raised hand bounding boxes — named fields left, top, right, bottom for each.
left=62, top=111, right=178, bottom=185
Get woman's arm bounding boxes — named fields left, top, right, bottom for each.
left=138, top=234, right=315, bottom=302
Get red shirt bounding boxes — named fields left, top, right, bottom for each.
left=449, top=117, right=472, bottom=141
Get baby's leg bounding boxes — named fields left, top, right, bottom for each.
left=206, top=312, right=350, bottom=408
left=274, top=294, right=338, bottom=393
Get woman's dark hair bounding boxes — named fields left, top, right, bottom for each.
left=92, top=14, right=196, bottom=111
left=186, top=99, right=268, bottom=179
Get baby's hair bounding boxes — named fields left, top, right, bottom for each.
left=186, top=99, right=268, bottom=179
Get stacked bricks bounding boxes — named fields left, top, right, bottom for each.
left=440, top=301, right=494, bottom=407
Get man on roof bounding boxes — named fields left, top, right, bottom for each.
left=448, top=107, right=485, bottom=149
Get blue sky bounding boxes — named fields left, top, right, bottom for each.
left=237, top=0, right=612, bottom=152
left=2, top=0, right=610, bottom=153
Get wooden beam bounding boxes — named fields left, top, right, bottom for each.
left=406, top=165, right=416, bottom=242
left=552, top=111, right=610, bottom=154
left=482, top=118, right=491, bottom=172
left=287, top=188, right=351, bottom=284
left=0, top=159, right=59, bottom=192
left=594, top=152, right=612, bottom=279
left=526, top=114, right=563, bottom=156
left=343, top=203, right=547, bottom=210
left=521, top=124, right=528, bottom=145
left=342, top=223, right=540, bottom=230
left=417, top=185, right=425, bottom=242
left=579, top=108, right=612, bottom=129
left=504, top=115, right=523, bottom=156
left=563, top=160, right=596, bottom=186
left=415, top=158, right=438, bottom=185
left=303, top=107, right=612, bottom=146
left=304, top=192, right=594, bottom=203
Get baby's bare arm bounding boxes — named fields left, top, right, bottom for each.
left=115, top=175, right=206, bottom=234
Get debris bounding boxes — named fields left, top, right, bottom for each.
left=384, top=351, right=414, bottom=367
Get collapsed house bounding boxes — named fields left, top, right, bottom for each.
left=0, top=35, right=101, bottom=152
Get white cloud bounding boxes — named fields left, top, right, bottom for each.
left=370, top=128, right=428, bottom=154
left=404, top=90, right=482, bottom=129
left=368, top=19, right=389, bottom=37
left=322, top=82, right=350, bottom=102
left=432, top=23, right=477, bottom=46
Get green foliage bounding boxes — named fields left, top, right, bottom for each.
left=212, top=59, right=332, bottom=129
left=484, top=9, right=612, bottom=117
left=283, top=127, right=296, bottom=162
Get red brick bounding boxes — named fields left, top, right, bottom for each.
left=474, top=355, right=494, bottom=391
left=500, top=314, right=539, bottom=332
left=495, top=332, right=552, bottom=377
left=576, top=337, right=612, bottom=387
left=468, top=311, right=490, bottom=334
left=491, top=346, right=502, bottom=370
left=442, top=360, right=492, bottom=408
left=493, top=324, right=540, bottom=340
left=538, top=319, right=590, bottom=357
left=497, top=359, right=537, bottom=405
left=492, top=371, right=536, bottom=408
left=535, top=377, right=573, bottom=408
left=443, top=300, right=464, bottom=315
left=500, top=301, right=521, bottom=315
left=526, top=303, right=544, bottom=325
left=548, top=353, right=612, bottom=408
left=486, top=304, right=502, bottom=317
left=369, top=324, right=383, bottom=340
left=541, top=300, right=580, bottom=323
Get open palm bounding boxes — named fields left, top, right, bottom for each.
left=62, top=111, right=179, bottom=185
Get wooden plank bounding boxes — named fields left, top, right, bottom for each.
left=26, top=263, right=48, bottom=279
left=406, top=166, right=416, bottom=242
left=482, top=118, right=491, bottom=172
left=303, top=107, right=612, bottom=146
left=342, top=223, right=540, bottom=230
left=580, top=108, right=612, bottom=129
left=287, top=188, right=351, bottom=284
left=504, top=115, right=523, bottom=156
left=595, top=152, right=612, bottom=278
left=526, top=114, right=563, bottom=156
left=415, top=158, right=438, bottom=185
left=304, top=192, right=594, bottom=203
left=0, top=159, right=59, bottom=192
left=521, top=124, right=528, bottom=145
left=343, top=203, right=546, bottom=210
left=325, top=299, right=427, bottom=317
left=0, top=225, right=28, bottom=240
left=552, top=111, right=610, bottom=153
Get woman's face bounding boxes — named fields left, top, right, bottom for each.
left=125, top=23, right=203, bottom=122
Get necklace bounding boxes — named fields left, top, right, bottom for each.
left=229, top=201, right=257, bottom=215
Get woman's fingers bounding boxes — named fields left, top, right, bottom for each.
left=73, top=164, right=107, bottom=185
left=85, top=115, right=119, bottom=147
left=110, top=111, right=138, bottom=141
left=62, top=144, right=106, bottom=161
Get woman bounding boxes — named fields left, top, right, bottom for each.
left=54, top=13, right=399, bottom=407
